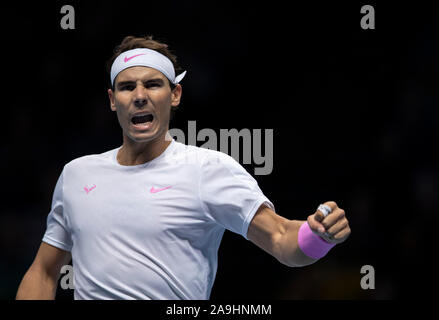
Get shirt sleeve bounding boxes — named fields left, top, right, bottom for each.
left=42, top=169, right=73, bottom=252
left=199, top=151, right=275, bottom=240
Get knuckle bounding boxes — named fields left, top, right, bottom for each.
left=337, top=211, right=345, bottom=221
left=324, top=201, right=336, bottom=209
left=334, top=233, right=343, bottom=240
left=329, top=201, right=338, bottom=208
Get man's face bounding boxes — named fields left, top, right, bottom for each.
left=108, top=66, right=182, bottom=144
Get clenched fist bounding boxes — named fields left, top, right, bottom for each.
left=307, top=201, right=351, bottom=244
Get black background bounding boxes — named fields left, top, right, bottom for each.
left=1, top=1, right=438, bottom=300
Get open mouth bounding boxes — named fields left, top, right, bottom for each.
left=131, top=113, right=154, bottom=124
left=130, top=113, right=154, bottom=130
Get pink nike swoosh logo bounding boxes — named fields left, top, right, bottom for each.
left=124, top=53, right=146, bottom=63
left=84, top=184, right=96, bottom=194
left=150, top=186, right=172, bottom=193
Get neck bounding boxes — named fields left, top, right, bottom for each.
left=117, top=131, right=172, bottom=166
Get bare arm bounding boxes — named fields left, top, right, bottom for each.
left=247, top=202, right=350, bottom=267
left=16, top=242, right=71, bottom=300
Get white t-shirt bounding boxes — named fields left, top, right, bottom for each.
left=42, top=139, right=274, bottom=300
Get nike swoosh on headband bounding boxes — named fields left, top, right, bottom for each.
left=124, top=53, right=146, bottom=63
left=111, top=48, right=187, bottom=86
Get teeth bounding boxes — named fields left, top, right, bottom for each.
left=132, top=114, right=153, bottom=124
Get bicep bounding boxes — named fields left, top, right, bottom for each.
left=30, top=242, right=71, bottom=280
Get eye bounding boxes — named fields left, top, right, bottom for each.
left=146, top=82, right=162, bottom=88
left=120, top=84, right=135, bottom=91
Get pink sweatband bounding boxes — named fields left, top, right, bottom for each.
left=298, top=222, right=336, bottom=259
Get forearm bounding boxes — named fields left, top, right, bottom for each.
left=16, top=267, right=58, bottom=300
left=248, top=202, right=349, bottom=268
left=276, top=220, right=320, bottom=267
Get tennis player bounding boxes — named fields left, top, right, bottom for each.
left=16, top=36, right=351, bottom=300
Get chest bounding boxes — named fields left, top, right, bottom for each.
left=63, top=167, right=205, bottom=240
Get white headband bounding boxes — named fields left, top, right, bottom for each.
left=110, top=48, right=186, bottom=86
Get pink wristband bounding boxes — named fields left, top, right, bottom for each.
left=298, top=222, right=336, bottom=259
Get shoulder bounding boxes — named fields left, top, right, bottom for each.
left=63, top=148, right=117, bottom=171
left=171, top=140, right=238, bottom=169
left=171, top=142, right=253, bottom=184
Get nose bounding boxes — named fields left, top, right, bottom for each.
left=133, top=85, right=148, bottom=108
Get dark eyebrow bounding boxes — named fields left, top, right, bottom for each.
left=117, top=80, right=136, bottom=89
left=143, top=78, right=165, bottom=85
left=116, top=78, right=164, bottom=89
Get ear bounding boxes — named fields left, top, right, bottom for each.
left=171, top=84, right=182, bottom=108
left=108, top=88, right=116, bottom=111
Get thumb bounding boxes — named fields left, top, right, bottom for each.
left=307, top=213, right=326, bottom=234
left=313, top=208, right=326, bottom=223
